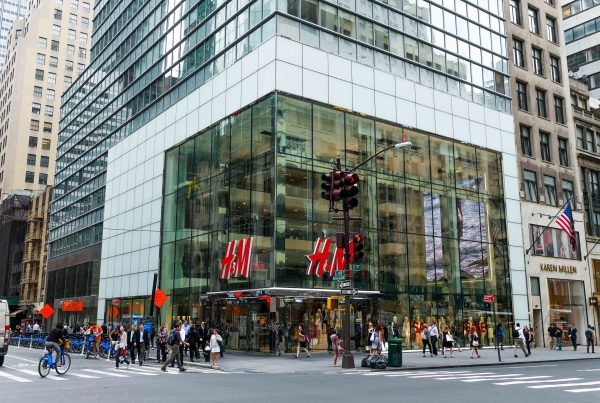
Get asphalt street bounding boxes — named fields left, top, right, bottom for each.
left=2, top=346, right=600, bottom=403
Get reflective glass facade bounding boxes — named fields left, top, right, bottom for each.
left=50, top=0, right=510, bottom=263
left=160, top=93, right=513, bottom=351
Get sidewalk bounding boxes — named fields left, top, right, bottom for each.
left=182, top=346, right=600, bottom=374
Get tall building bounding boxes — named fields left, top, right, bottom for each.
left=562, top=0, right=600, bottom=98
left=0, top=0, right=93, bottom=198
left=49, top=0, right=527, bottom=350
left=20, top=186, right=52, bottom=314
left=505, top=0, right=591, bottom=346
left=571, top=76, right=600, bottom=336
left=0, top=0, right=29, bottom=67
left=0, top=192, right=31, bottom=301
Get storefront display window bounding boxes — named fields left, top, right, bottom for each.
left=159, top=92, right=512, bottom=352
left=548, top=279, right=586, bottom=345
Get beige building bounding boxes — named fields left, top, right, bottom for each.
left=571, top=77, right=600, bottom=338
left=0, top=0, right=92, bottom=198
left=505, top=0, right=592, bottom=346
left=20, top=186, right=52, bottom=311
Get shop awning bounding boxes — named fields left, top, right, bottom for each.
left=8, top=309, right=25, bottom=317
left=207, top=287, right=380, bottom=299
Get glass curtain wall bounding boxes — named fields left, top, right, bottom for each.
left=160, top=92, right=512, bottom=350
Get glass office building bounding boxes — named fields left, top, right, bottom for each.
left=50, top=0, right=523, bottom=343
left=159, top=92, right=512, bottom=352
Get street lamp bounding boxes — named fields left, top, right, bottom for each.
left=336, top=140, right=412, bottom=369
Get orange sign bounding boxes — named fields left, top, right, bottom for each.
left=62, top=301, right=84, bottom=312
left=107, top=306, right=120, bottom=317
left=39, top=304, right=55, bottom=319
left=154, top=288, right=168, bottom=308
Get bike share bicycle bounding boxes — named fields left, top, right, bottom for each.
left=38, top=339, right=71, bottom=378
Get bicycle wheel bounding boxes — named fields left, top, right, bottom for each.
left=55, top=353, right=71, bottom=375
left=38, top=357, right=51, bottom=378
left=98, top=345, right=108, bottom=359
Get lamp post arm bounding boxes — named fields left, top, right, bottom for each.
left=349, top=142, right=412, bottom=172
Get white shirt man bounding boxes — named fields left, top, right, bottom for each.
left=513, top=323, right=529, bottom=358
left=428, top=322, right=439, bottom=356
left=32, top=323, right=40, bottom=333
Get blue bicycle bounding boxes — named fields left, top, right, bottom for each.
left=38, top=341, right=71, bottom=378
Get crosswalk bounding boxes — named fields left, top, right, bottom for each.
left=0, top=363, right=225, bottom=383
left=342, top=368, right=600, bottom=394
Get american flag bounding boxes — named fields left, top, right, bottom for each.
left=556, top=201, right=576, bottom=251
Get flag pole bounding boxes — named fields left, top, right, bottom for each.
left=525, top=196, right=573, bottom=255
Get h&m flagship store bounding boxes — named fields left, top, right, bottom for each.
left=158, top=93, right=513, bottom=352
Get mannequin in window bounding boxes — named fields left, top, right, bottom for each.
left=402, top=316, right=411, bottom=345
left=487, top=317, right=494, bottom=345
left=479, top=317, right=487, bottom=345
left=413, top=315, right=424, bottom=348
left=389, top=316, right=399, bottom=339
left=464, top=316, right=475, bottom=337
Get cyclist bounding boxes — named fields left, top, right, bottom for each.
left=84, top=322, right=103, bottom=357
left=45, top=323, right=64, bottom=367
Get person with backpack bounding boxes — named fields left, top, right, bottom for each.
left=513, top=323, right=529, bottom=358
left=496, top=323, right=505, bottom=350
left=585, top=324, right=595, bottom=353
left=296, top=325, right=311, bottom=358
left=161, top=322, right=188, bottom=372
left=421, top=325, right=432, bottom=357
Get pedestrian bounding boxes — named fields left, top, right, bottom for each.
left=366, top=322, right=374, bottom=354
left=209, top=328, right=223, bottom=368
left=555, top=325, right=563, bottom=351
left=115, top=325, right=130, bottom=369
left=569, top=325, right=578, bottom=351
left=442, top=326, right=454, bottom=358
left=548, top=323, right=557, bottom=350
left=296, top=325, right=311, bottom=358
left=187, top=326, right=199, bottom=362
left=523, top=325, right=532, bottom=355
left=496, top=323, right=505, bottom=350
left=330, top=328, right=340, bottom=366
left=585, top=324, right=595, bottom=354
left=156, top=325, right=168, bottom=363
left=421, top=325, right=432, bottom=357
left=126, top=324, right=137, bottom=364
left=150, top=326, right=156, bottom=349
left=275, top=323, right=283, bottom=356
left=513, top=323, right=529, bottom=358
left=428, top=320, right=439, bottom=356
left=182, top=320, right=190, bottom=357
left=378, top=324, right=386, bottom=354
left=370, top=324, right=381, bottom=356
left=161, top=322, right=188, bottom=372
left=133, top=322, right=149, bottom=365
left=469, top=326, right=480, bottom=359
left=172, top=323, right=186, bottom=367
left=32, top=322, right=40, bottom=333
left=452, top=325, right=462, bottom=353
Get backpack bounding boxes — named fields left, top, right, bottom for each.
left=512, top=327, right=520, bottom=338
left=585, top=329, right=593, bottom=339
left=167, top=331, right=176, bottom=346
left=422, top=328, right=430, bottom=340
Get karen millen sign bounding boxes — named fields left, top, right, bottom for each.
left=540, top=263, right=577, bottom=274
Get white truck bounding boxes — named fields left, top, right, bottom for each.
left=0, top=299, right=9, bottom=366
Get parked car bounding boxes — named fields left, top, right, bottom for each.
left=0, top=299, right=9, bottom=366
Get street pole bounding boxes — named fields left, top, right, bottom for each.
left=493, top=301, right=501, bottom=362
left=342, top=170, right=354, bottom=369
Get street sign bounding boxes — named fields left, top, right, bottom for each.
left=351, top=264, right=361, bottom=271
left=483, top=295, right=494, bottom=303
left=339, top=280, right=351, bottom=289
left=341, top=288, right=358, bottom=296
left=333, top=271, right=345, bottom=281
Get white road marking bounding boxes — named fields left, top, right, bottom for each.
left=10, top=367, right=67, bottom=381
left=424, top=372, right=498, bottom=380
left=83, top=369, right=129, bottom=378
left=125, top=367, right=159, bottom=376
left=529, top=380, right=600, bottom=389
left=0, top=370, right=33, bottom=383
left=577, top=368, right=600, bottom=372
left=462, top=376, right=551, bottom=383
left=506, top=364, right=558, bottom=369
left=6, top=355, right=41, bottom=364
left=494, top=378, right=582, bottom=386
left=565, top=387, right=600, bottom=393
left=69, top=373, right=99, bottom=379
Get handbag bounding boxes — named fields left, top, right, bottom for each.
left=369, top=332, right=375, bottom=342
left=381, top=341, right=388, bottom=352
left=472, top=340, right=479, bottom=347
left=446, top=334, right=454, bottom=343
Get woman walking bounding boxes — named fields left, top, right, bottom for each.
left=469, top=326, right=480, bottom=359
left=371, top=324, right=381, bottom=356
left=442, top=326, right=454, bottom=358
left=115, top=325, right=130, bottom=369
left=523, top=325, right=533, bottom=355
left=209, top=328, right=223, bottom=368
left=156, top=325, right=168, bottom=363
left=452, top=325, right=462, bottom=352
left=496, top=323, right=505, bottom=350
left=296, top=325, right=311, bottom=358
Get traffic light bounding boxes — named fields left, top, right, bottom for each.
left=321, top=170, right=343, bottom=201
left=341, top=173, right=359, bottom=210
left=352, top=234, right=365, bottom=262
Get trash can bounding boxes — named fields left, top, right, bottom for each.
left=203, top=346, right=211, bottom=362
left=387, top=338, right=402, bottom=367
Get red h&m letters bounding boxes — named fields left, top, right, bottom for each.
left=306, top=237, right=355, bottom=278
left=220, top=237, right=253, bottom=280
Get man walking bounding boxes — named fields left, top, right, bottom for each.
left=585, top=324, right=595, bottom=354
left=133, top=322, right=150, bottom=365
left=570, top=325, right=578, bottom=351
left=513, top=323, right=529, bottom=358
left=126, top=324, right=137, bottom=364
left=555, top=325, right=563, bottom=351
left=161, top=322, right=188, bottom=372
left=428, top=320, right=439, bottom=357
left=548, top=323, right=556, bottom=350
